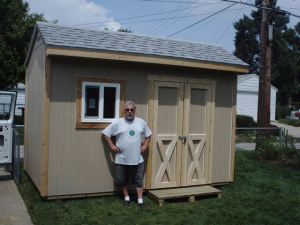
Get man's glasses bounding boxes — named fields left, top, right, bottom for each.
left=126, top=108, right=135, bottom=112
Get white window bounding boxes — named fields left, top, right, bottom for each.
left=81, top=82, right=120, bottom=123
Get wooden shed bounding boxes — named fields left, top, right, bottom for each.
left=24, top=22, right=248, bottom=199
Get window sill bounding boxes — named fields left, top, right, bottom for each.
left=76, top=122, right=111, bottom=129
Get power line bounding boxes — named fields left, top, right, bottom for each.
left=216, top=3, right=244, bottom=43
left=138, top=0, right=216, bottom=3
left=147, top=1, right=191, bottom=35
left=167, top=2, right=237, bottom=37
left=221, top=0, right=300, bottom=19
left=70, top=2, right=221, bottom=27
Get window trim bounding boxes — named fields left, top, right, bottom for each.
left=76, top=77, right=125, bottom=129
left=81, top=82, right=120, bottom=123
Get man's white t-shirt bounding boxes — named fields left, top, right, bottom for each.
left=102, top=117, right=152, bottom=165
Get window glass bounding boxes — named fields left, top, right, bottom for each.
left=0, top=94, right=12, bottom=120
left=103, top=87, right=116, bottom=119
left=85, top=86, right=99, bottom=117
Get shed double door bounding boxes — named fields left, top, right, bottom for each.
left=149, top=81, right=214, bottom=189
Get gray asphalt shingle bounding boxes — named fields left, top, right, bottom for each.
left=36, top=22, right=247, bottom=67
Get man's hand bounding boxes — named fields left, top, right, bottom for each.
left=140, top=144, right=148, bottom=153
left=103, top=135, right=120, bottom=153
left=141, top=137, right=151, bottom=153
left=110, top=144, right=120, bottom=153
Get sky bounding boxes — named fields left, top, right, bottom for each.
left=26, top=0, right=300, bottom=52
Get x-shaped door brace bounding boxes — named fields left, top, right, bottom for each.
left=155, top=135, right=177, bottom=184
left=187, top=134, right=206, bottom=181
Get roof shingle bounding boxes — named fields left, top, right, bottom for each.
left=36, top=22, right=247, bottom=67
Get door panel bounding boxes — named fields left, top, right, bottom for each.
left=181, top=84, right=212, bottom=186
left=151, top=82, right=183, bottom=189
left=149, top=81, right=214, bottom=188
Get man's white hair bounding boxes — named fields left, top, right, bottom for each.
left=125, top=101, right=136, bottom=109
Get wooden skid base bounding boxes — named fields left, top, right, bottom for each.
left=148, top=185, right=222, bottom=206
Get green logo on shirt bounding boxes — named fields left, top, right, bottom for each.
left=129, top=130, right=135, bottom=136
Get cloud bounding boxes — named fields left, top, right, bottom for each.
left=25, top=0, right=121, bottom=31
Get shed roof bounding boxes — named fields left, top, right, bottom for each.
left=25, top=22, right=248, bottom=72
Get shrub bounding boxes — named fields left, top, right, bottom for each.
left=276, top=105, right=289, bottom=120
left=236, top=115, right=256, bottom=127
left=256, top=135, right=300, bottom=168
left=290, top=120, right=300, bottom=127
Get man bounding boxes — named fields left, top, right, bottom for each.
left=102, top=101, right=152, bottom=207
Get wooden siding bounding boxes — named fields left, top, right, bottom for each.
left=40, top=57, right=235, bottom=196
left=24, top=41, right=46, bottom=192
left=47, top=58, right=148, bottom=196
left=212, top=76, right=235, bottom=183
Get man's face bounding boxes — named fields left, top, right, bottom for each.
left=124, top=105, right=136, bottom=121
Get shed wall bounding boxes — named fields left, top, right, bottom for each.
left=24, top=42, right=46, bottom=191
left=47, top=58, right=235, bottom=196
left=48, top=58, right=148, bottom=196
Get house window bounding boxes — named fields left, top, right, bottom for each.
left=76, top=77, right=125, bottom=129
left=82, top=82, right=120, bottom=123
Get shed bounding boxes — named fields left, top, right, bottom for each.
left=24, top=22, right=248, bottom=199
left=237, top=74, right=277, bottom=121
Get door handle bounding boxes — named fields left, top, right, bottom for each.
left=179, top=136, right=187, bottom=144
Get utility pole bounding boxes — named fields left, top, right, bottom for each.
left=257, top=0, right=272, bottom=128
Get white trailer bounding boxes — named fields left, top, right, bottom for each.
left=0, top=91, right=16, bottom=164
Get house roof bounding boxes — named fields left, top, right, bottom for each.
left=25, top=22, right=248, bottom=72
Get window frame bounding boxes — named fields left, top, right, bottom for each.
left=76, top=77, right=125, bottom=129
left=81, top=82, right=120, bottom=123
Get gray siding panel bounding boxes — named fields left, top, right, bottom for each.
left=25, top=42, right=46, bottom=191
left=46, top=58, right=234, bottom=196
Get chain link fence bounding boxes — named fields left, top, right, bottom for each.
left=236, top=127, right=299, bottom=150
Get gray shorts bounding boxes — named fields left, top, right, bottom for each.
left=115, top=162, right=145, bottom=188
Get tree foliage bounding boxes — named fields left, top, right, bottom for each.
left=234, top=0, right=300, bottom=105
left=0, top=0, right=45, bottom=89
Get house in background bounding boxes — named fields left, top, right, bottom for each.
left=237, top=74, right=277, bottom=121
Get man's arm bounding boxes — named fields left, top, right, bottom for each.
left=141, top=136, right=151, bottom=153
left=103, top=135, right=120, bottom=153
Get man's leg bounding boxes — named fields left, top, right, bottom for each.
left=115, top=164, right=130, bottom=203
left=136, top=187, right=143, bottom=199
left=122, top=186, right=130, bottom=200
left=134, top=162, right=145, bottom=206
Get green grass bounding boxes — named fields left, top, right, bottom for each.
left=278, top=118, right=300, bottom=127
left=18, top=151, right=300, bottom=225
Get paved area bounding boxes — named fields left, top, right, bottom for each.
left=0, top=168, right=33, bottom=225
left=271, top=121, right=300, bottom=139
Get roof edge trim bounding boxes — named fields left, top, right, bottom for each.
left=46, top=47, right=249, bottom=73
left=25, top=24, right=39, bottom=67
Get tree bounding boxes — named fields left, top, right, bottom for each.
left=233, top=0, right=300, bottom=105
left=0, top=0, right=46, bottom=89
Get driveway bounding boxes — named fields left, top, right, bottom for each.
left=271, top=121, right=300, bottom=139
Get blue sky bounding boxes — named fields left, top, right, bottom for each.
left=26, top=0, right=300, bottom=52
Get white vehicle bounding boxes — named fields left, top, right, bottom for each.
left=0, top=91, right=16, bottom=164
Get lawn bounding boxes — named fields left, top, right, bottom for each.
left=18, top=151, right=300, bottom=225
